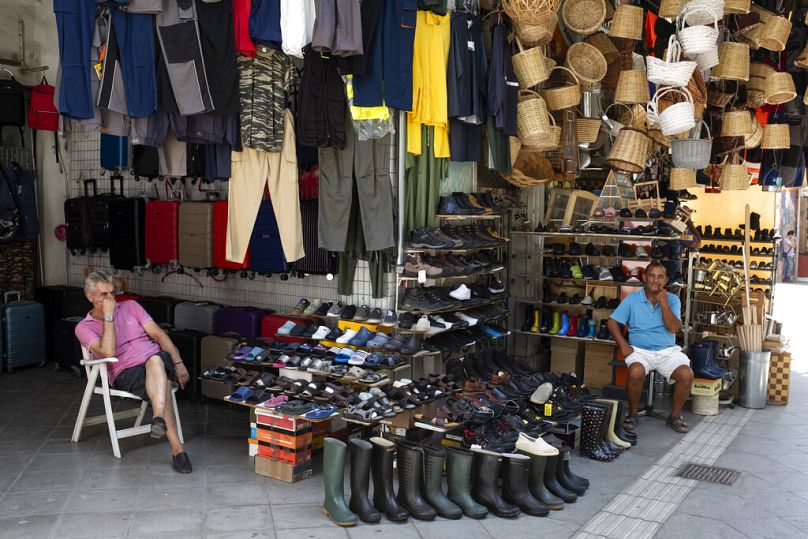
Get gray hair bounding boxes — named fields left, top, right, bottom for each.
left=84, top=271, right=115, bottom=294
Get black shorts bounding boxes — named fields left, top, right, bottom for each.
left=114, top=351, right=175, bottom=401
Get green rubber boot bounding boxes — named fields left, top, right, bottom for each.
left=423, top=446, right=463, bottom=519
left=322, top=438, right=358, bottom=526
left=446, top=446, right=489, bottom=518
left=549, top=311, right=562, bottom=335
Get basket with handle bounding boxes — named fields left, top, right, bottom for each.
left=516, top=90, right=551, bottom=146
left=614, top=69, right=650, bottom=104
left=719, top=153, right=749, bottom=190
left=764, top=72, right=797, bottom=105
left=694, top=47, right=720, bottom=70
left=762, top=122, right=791, bottom=150
left=541, top=66, right=582, bottom=111
left=564, top=42, right=608, bottom=88
left=744, top=115, right=762, bottom=149
left=721, top=110, right=753, bottom=136
left=671, top=119, right=712, bottom=169
left=670, top=167, right=697, bottom=189
left=677, top=8, right=720, bottom=56
left=606, top=127, right=652, bottom=173
left=795, top=43, right=808, bottom=69
left=659, top=0, right=681, bottom=19
left=711, top=41, right=750, bottom=81
left=609, top=4, right=644, bottom=40
left=647, top=87, right=696, bottom=136
left=749, top=5, right=791, bottom=52
left=576, top=115, right=603, bottom=144
left=504, top=0, right=561, bottom=44
left=601, top=102, right=634, bottom=137
left=683, top=0, right=725, bottom=24
left=707, top=79, right=737, bottom=108
left=512, top=37, right=550, bottom=88
left=584, top=32, right=620, bottom=63
left=562, top=0, right=607, bottom=35
left=522, top=112, right=562, bottom=151
left=646, top=35, right=698, bottom=87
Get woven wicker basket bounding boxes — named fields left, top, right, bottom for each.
left=614, top=70, right=650, bottom=104
left=762, top=123, right=791, bottom=150
left=749, top=5, right=791, bottom=51
left=659, top=0, right=681, bottom=19
left=721, top=110, right=753, bottom=136
left=671, top=120, right=712, bottom=169
left=517, top=90, right=551, bottom=146
left=513, top=38, right=550, bottom=88
left=607, top=127, right=652, bottom=173
left=719, top=156, right=749, bottom=190
left=502, top=0, right=562, bottom=25
left=565, top=42, right=608, bottom=87
left=542, top=66, right=582, bottom=111
left=610, top=4, right=644, bottom=40
left=765, top=72, right=797, bottom=105
left=648, top=126, right=672, bottom=148
left=749, top=62, right=775, bottom=78
left=562, top=0, right=606, bottom=35
left=744, top=116, right=762, bottom=149
left=513, top=16, right=558, bottom=45
left=584, top=32, right=620, bottom=64
left=576, top=116, right=602, bottom=144
left=712, top=42, right=750, bottom=81
left=503, top=146, right=555, bottom=187
left=670, top=167, right=697, bottom=189
left=725, top=0, right=750, bottom=13
left=523, top=113, right=562, bottom=151
left=796, top=44, right=808, bottom=69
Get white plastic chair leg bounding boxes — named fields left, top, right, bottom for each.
left=133, top=401, right=149, bottom=428
left=172, top=391, right=184, bottom=444
left=72, top=365, right=100, bottom=443
left=99, top=368, right=122, bottom=459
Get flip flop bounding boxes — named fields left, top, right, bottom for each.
left=304, top=405, right=338, bottom=420
left=228, top=386, right=252, bottom=402
left=275, top=400, right=317, bottom=416
left=262, top=394, right=289, bottom=407
left=245, top=389, right=268, bottom=405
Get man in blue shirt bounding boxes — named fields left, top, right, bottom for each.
left=608, top=261, right=694, bottom=434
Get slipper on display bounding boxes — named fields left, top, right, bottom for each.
left=245, top=389, right=268, bottom=405
left=227, top=386, right=252, bottom=402
left=304, top=405, right=338, bottom=419
left=262, top=394, right=289, bottom=407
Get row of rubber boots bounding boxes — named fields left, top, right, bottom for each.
left=322, top=436, right=590, bottom=526
left=580, top=399, right=637, bottom=462
left=523, top=307, right=611, bottom=339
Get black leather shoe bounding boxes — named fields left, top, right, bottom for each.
left=150, top=417, right=167, bottom=439
left=173, top=452, right=193, bottom=473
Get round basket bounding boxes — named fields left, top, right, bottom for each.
left=503, top=148, right=555, bottom=187
left=677, top=8, right=720, bottom=56
left=671, top=120, right=712, bottom=169
left=516, top=90, right=551, bottom=147
left=541, top=66, right=582, bottom=111
left=576, top=116, right=602, bottom=144
left=670, top=167, right=697, bottom=189
left=719, top=159, right=749, bottom=190
left=606, top=127, right=652, bottom=173
left=659, top=0, right=681, bottom=19
left=762, top=123, right=791, bottom=150
left=765, top=72, right=797, bottom=105
left=754, top=14, right=791, bottom=51
left=584, top=32, right=620, bottom=64
left=694, top=47, right=720, bottom=70
left=795, top=44, right=808, bottom=69
left=724, top=0, right=750, bottom=13
left=648, top=87, right=696, bottom=136
left=692, top=393, right=719, bottom=415
left=565, top=42, right=608, bottom=87
left=749, top=62, right=775, bottom=78
left=744, top=116, right=762, bottom=149
left=512, top=38, right=550, bottom=88
left=562, top=0, right=606, bottom=35
left=707, top=84, right=736, bottom=108
left=523, top=113, right=562, bottom=151
left=646, top=35, right=698, bottom=87
left=721, top=110, right=753, bottom=136
left=502, top=0, right=562, bottom=25
left=712, top=41, right=750, bottom=81
left=513, top=16, right=558, bottom=46
left=610, top=4, right=644, bottom=40
left=683, top=0, right=726, bottom=24
left=614, top=69, right=651, bottom=104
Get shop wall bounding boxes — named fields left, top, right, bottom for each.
left=0, top=2, right=68, bottom=285
left=686, top=188, right=777, bottom=232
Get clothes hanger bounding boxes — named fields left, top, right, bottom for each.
left=0, top=68, right=16, bottom=80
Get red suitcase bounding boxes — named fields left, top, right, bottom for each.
left=145, top=200, right=181, bottom=267
left=213, top=201, right=250, bottom=270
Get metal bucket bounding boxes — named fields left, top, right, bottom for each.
left=738, top=351, right=771, bottom=409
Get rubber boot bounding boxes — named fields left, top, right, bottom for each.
left=562, top=452, right=590, bottom=490
left=557, top=312, right=570, bottom=336
left=540, top=309, right=552, bottom=333
left=396, top=441, right=437, bottom=520
left=446, top=447, right=488, bottom=519
left=348, top=439, right=381, bottom=523
left=568, top=315, right=578, bottom=336
left=521, top=304, right=533, bottom=332
left=501, top=453, right=550, bottom=516
left=422, top=446, right=463, bottom=519
left=588, top=320, right=597, bottom=338
left=548, top=311, right=561, bottom=334
left=530, top=307, right=540, bottom=333
left=578, top=316, right=588, bottom=338
left=525, top=454, right=564, bottom=509
left=471, top=449, right=520, bottom=517
left=322, top=438, right=359, bottom=526
left=370, top=437, right=409, bottom=521
left=598, top=399, right=631, bottom=449
left=543, top=454, right=577, bottom=502
left=597, top=402, right=625, bottom=455
left=614, top=401, right=637, bottom=445
left=554, top=449, right=586, bottom=495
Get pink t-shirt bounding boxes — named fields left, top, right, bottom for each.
left=75, top=300, right=161, bottom=385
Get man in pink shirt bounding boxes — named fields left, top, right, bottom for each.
left=75, top=271, right=192, bottom=473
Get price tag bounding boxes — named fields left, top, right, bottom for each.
left=544, top=403, right=553, bottom=417
left=467, top=40, right=475, bottom=51
left=418, top=269, right=427, bottom=283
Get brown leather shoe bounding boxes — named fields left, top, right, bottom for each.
left=463, top=377, right=486, bottom=394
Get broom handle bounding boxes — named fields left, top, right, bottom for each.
left=743, top=204, right=752, bottom=313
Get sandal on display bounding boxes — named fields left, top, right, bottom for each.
left=262, top=394, right=289, bottom=408
left=304, top=405, right=339, bottom=420
left=227, top=386, right=252, bottom=402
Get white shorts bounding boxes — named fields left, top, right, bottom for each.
left=625, top=346, right=690, bottom=383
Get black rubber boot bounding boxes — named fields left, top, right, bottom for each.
left=422, top=446, right=463, bottom=519
left=446, top=447, right=489, bottom=519
left=348, top=439, right=381, bottom=523
left=471, top=449, right=520, bottom=517
left=501, top=453, right=550, bottom=516
left=562, top=451, right=590, bottom=490
left=614, top=400, right=638, bottom=445
left=526, top=453, right=564, bottom=509
left=322, top=438, right=359, bottom=526
left=370, top=437, right=409, bottom=522
left=396, top=441, right=437, bottom=520
left=554, top=448, right=586, bottom=495
left=543, top=454, right=577, bottom=502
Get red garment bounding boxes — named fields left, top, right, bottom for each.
left=645, top=10, right=658, bottom=52
left=234, top=0, right=257, bottom=57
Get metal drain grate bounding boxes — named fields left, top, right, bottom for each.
left=677, top=463, right=740, bottom=485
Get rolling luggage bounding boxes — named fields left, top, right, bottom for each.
left=64, top=184, right=92, bottom=254
left=178, top=202, right=214, bottom=269
left=100, top=133, right=130, bottom=171
left=167, top=328, right=205, bottom=401
left=107, top=198, right=146, bottom=270
left=1, top=296, right=46, bottom=372
left=291, top=199, right=338, bottom=276
left=35, top=285, right=90, bottom=359
left=145, top=200, right=181, bottom=267
left=213, top=307, right=269, bottom=340
left=174, top=301, right=220, bottom=333
left=137, top=295, right=180, bottom=326
left=249, top=200, right=288, bottom=275
left=53, top=316, right=84, bottom=377
left=212, top=200, right=250, bottom=270
left=88, top=176, right=125, bottom=251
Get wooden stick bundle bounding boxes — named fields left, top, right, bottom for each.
left=737, top=204, right=763, bottom=352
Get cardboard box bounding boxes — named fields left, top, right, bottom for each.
left=691, top=378, right=722, bottom=397
left=201, top=379, right=236, bottom=401
left=256, top=427, right=313, bottom=449
left=257, top=442, right=312, bottom=464
left=254, top=455, right=312, bottom=483
left=551, top=339, right=583, bottom=374
left=583, top=342, right=614, bottom=389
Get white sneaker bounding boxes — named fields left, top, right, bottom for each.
left=336, top=329, right=357, bottom=344
left=414, top=315, right=431, bottom=332
left=515, top=432, right=559, bottom=456
left=277, top=321, right=295, bottom=335
left=434, top=315, right=453, bottom=329
left=311, top=326, right=330, bottom=340
left=456, top=312, right=478, bottom=326
left=449, top=284, right=471, bottom=301
left=581, top=295, right=594, bottom=306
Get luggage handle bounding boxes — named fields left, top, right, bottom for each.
left=110, top=174, right=124, bottom=196
left=205, top=192, right=221, bottom=201
left=83, top=179, right=97, bottom=197
left=4, top=291, right=22, bottom=303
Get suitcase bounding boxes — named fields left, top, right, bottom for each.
left=174, top=301, right=220, bottom=333
left=100, top=133, right=130, bottom=170
left=145, top=200, right=181, bottom=266
left=167, top=328, right=205, bottom=401
left=291, top=199, right=338, bottom=276
left=88, top=176, right=125, bottom=251
left=1, top=300, right=46, bottom=372
left=137, top=295, right=180, bottom=326
left=249, top=200, right=288, bottom=275
left=53, top=316, right=84, bottom=377
left=178, top=202, right=214, bottom=269
left=35, top=285, right=91, bottom=359
left=64, top=184, right=92, bottom=253
left=201, top=334, right=239, bottom=371
left=212, top=200, right=251, bottom=270
left=213, top=307, right=269, bottom=340
left=107, top=198, right=146, bottom=270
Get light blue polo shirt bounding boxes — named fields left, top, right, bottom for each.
left=610, top=289, right=681, bottom=351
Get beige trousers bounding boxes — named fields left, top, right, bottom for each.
left=226, top=109, right=304, bottom=263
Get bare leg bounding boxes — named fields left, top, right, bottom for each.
left=670, top=365, right=694, bottom=417
left=145, top=355, right=168, bottom=418
left=162, top=383, right=184, bottom=456
left=626, top=363, right=646, bottom=416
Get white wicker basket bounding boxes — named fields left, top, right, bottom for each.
left=647, top=35, right=698, bottom=87
left=648, top=87, right=696, bottom=136
left=677, top=8, right=720, bottom=56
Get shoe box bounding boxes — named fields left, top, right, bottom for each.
left=254, top=455, right=313, bottom=483
left=583, top=342, right=614, bottom=389
left=201, top=379, right=236, bottom=401
left=254, top=409, right=313, bottom=465
left=691, top=378, right=722, bottom=397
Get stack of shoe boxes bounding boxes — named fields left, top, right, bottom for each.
left=253, top=409, right=314, bottom=483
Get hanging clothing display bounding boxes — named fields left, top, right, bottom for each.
left=197, top=0, right=240, bottom=116
left=108, top=7, right=157, bottom=118
left=336, top=0, right=383, bottom=76
left=487, top=19, right=517, bottom=137
left=298, top=46, right=348, bottom=149
left=405, top=126, right=448, bottom=233
left=233, top=0, right=257, bottom=57
left=250, top=0, right=283, bottom=48
left=53, top=0, right=98, bottom=120
left=311, top=0, right=363, bottom=56
left=280, top=0, right=316, bottom=59
left=96, top=10, right=129, bottom=117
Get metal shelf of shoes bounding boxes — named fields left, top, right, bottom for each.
left=512, top=230, right=686, bottom=241
left=510, top=329, right=617, bottom=346
left=435, top=213, right=503, bottom=220
left=397, top=311, right=510, bottom=335
left=397, top=264, right=505, bottom=283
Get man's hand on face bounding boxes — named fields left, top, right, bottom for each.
left=102, top=297, right=116, bottom=318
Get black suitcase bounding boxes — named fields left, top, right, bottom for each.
left=35, top=285, right=90, bottom=359
left=107, top=197, right=146, bottom=270
left=1, top=297, right=46, bottom=372
left=168, top=328, right=205, bottom=401
left=137, top=295, right=180, bottom=327
left=88, top=175, right=125, bottom=251
left=53, top=316, right=84, bottom=377
left=64, top=182, right=92, bottom=254
left=291, top=199, right=339, bottom=276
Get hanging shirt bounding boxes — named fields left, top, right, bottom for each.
left=249, top=0, right=283, bottom=48
left=233, top=0, right=257, bottom=57
left=447, top=11, right=487, bottom=126
left=487, top=20, right=518, bottom=136
left=407, top=10, right=451, bottom=158
left=280, top=0, right=316, bottom=58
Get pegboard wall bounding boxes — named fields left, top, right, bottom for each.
left=64, top=126, right=398, bottom=313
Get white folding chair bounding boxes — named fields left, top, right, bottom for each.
left=71, top=346, right=184, bottom=458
